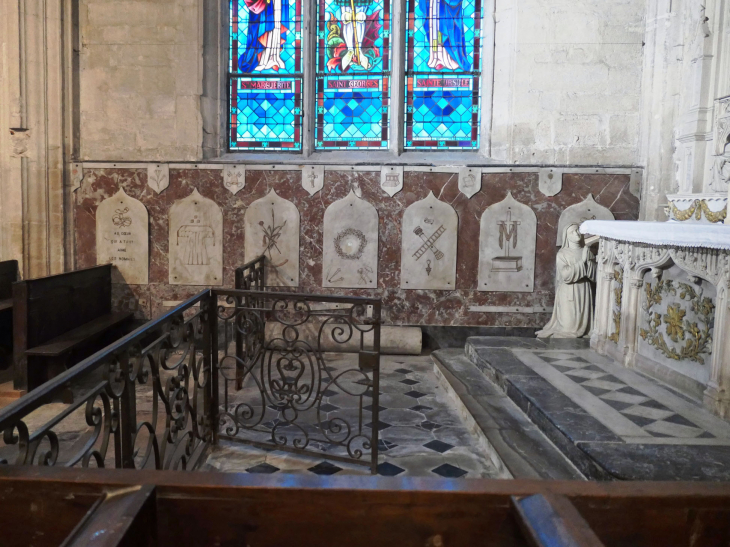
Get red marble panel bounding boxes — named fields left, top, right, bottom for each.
left=74, top=168, right=639, bottom=326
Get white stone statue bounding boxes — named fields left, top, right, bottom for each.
left=537, top=224, right=597, bottom=338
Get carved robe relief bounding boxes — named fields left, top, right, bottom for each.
left=169, top=189, right=223, bottom=285
left=323, top=191, right=378, bottom=289
left=478, top=192, right=536, bottom=293
left=244, top=189, right=300, bottom=287
left=96, top=188, right=149, bottom=285
left=557, top=194, right=614, bottom=247
left=401, top=191, right=458, bottom=290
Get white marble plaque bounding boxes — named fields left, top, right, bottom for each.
left=148, top=163, right=169, bottom=194
left=96, top=189, right=149, bottom=285
left=539, top=168, right=563, bottom=197
left=302, top=165, right=324, bottom=196
left=223, top=164, right=246, bottom=194
left=169, top=189, right=223, bottom=285
left=323, top=191, right=378, bottom=289
left=557, top=194, right=615, bottom=246
left=245, top=189, right=300, bottom=287
left=401, top=192, right=458, bottom=290
left=459, top=167, right=482, bottom=199
left=380, top=166, right=404, bottom=197
left=478, top=192, right=537, bottom=293
left=71, top=163, right=84, bottom=191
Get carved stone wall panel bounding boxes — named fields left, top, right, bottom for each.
left=557, top=194, right=615, bottom=246
left=322, top=191, right=378, bottom=288
left=458, top=167, right=481, bottom=199
left=147, top=164, right=169, bottom=194
left=303, top=165, right=324, bottom=196
left=401, top=192, right=458, bottom=290
left=380, top=166, right=404, bottom=197
left=478, top=192, right=536, bottom=293
left=96, top=189, right=149, bottom=284
left=244, top=189, right=300, bottom=287
left=169, top=189, right=223, bottom=285
left=223, top=164, right=246, bottom=194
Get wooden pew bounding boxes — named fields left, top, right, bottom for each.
left=0, top=260, right=18, bottom=384
left=12, top=264, right=133, bottom=396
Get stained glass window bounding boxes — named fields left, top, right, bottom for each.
left=315, top=0, right=392, bottom=149
left=404, top=0, right=483, bottom=149
left=230, top=0, right=303, bottom=150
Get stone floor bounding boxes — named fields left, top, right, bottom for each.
left=465, top=337, right=730, bottom=481
left=207, top=353, right=509, bottom=479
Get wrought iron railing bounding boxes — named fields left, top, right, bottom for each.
left=235, top=255, right=265, bottom=291
left=0, top=291, right=214, bottom=470
left=0, top=285, right=382, bottom=474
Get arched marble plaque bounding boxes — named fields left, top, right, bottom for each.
left=245, top=189, right=300, bottom=287
left=478, top=192, right=537, bottom=293
left=96, top=188, right=149, bottom=284
left=323, top=191, right=378, bottom=288
left=557, top=194, right=615, bottom=246
left=401, top=192, right=458, bottom=290
left=169, top=189, right=223, bottom=285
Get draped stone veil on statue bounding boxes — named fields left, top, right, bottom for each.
left=536, top=224, right=597, bottom=339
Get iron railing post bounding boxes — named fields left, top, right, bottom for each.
left=370, top=301, right=382, bottom=475
left=118, top=352, right=137, bottom=469
left=208, top=290, right=220, bottom=445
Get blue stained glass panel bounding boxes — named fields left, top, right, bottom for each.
left=230, top=0, right=303, bottom=150
left=404, top=0, right=482, bottom=150
left=316, top=0, right=392, bottom=149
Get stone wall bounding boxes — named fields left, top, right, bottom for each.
left=74, top=169, right=639, bottom=326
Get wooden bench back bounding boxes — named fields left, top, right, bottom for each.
left=14, top=264, right=113, bottom=349
left=0, top=260, right=18, bottom=300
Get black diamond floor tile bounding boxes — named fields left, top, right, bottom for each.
left=617, top=386, right=646, bottom=397
left=365, top=421, right=392, bottom=431
left=623, top=413, right=656, bottom=428
left=355, top=378, right=372, bottom=386
left=308, top=461, right=342, bottom=476
left=246, top=463, right=279, bottom=474
left=399, top=379, right=420, bottom=386
left=602, top=399, right=634, bottom=412
left=394, top=368, right=412, bottom=374
left=698, top=431, right=716, bottom=439
left=431, top=463, right=467, bottom=478
left=662, top=413, right=701, bottom=428
left=409, top=405, right=433, bottom=412
left=321, top=389, right=338, bottom=398
left=638, top=399, right=672, bottom=412
left=378, top=439, right=398, bottom=452
left=377, top=462, right=406, bottom=476
left=404, top=390, right=427, bottom=399
left=318, top=403, right=339, bottom=413
left=364, top=404, right=387, bottom=413
left=420, top=420, right=442, bottom=431
left=262, top=418, right=284, bottom=429
left=423, top=440, right=454, bottom=454
left=583, top=385, right=611, bottom=396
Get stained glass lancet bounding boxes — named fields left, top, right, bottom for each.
left=315, top=0, right=392, bottom=149
left=404, top=0, right=483, bottom=149
left=229, top=0, right=303, bottom=150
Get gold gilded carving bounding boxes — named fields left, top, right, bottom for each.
left=639, top=280, right=715, bottom=364
left=608, top=267, right=623, bottom=344
left=669, top=200, right=727, bottom=223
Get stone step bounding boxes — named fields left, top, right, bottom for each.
left=464, top=337, right=730, bottom=481
left=431, top=348, right=584, bottom=480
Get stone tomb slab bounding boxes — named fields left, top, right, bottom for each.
left=323, top=190, right=378, bottom=288
left=245, top=189, right=300, bottom=287
left=401, top=192, right=458, bottom=290
left=556, top=194, right=614, bottom=246
left=96, top=188, right=149, bottom=284
left=169, top=189, right=223, bottom=286
left=478, top=192, right=536, bottom=293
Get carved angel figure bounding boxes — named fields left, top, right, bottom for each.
left=537, top=224, right=597, bottom=339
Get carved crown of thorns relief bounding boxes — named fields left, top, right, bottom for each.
left=334, top=228, right=368, bottom=260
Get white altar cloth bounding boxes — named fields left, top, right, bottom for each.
left=580, top=220, right=730, bottom=251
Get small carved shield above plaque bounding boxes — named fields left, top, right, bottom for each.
left=96, top=188, right=149, bottom=285
left=539, top=168, right=563, bottom=197
left=169, top=189, right=223, bottom=285
left=557, top=194, right=615, bottom=246
left=302, top=165, right=325, bottom=196
left=380, top=166, right=404, bottom=197
left=401, top=192, right=458, bottom=290
left=459, top=167, right=482, bottom=199
left=245, top=189, right=300, bottom=287
left=323, top=190, right=379, bottom=289
left=223, top=164, right=246, bottom=194
left=148, top=164, right=169, bottom=194
left=478, top=192, right=537, bottom=293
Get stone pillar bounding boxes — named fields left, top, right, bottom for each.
left=619, top=270, right=644, bottom=369
left=0, top=0, right=73, bottom=278
left=591, top=263, right=614, bottom=354
left=705, top=283, right=730, bottom=418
